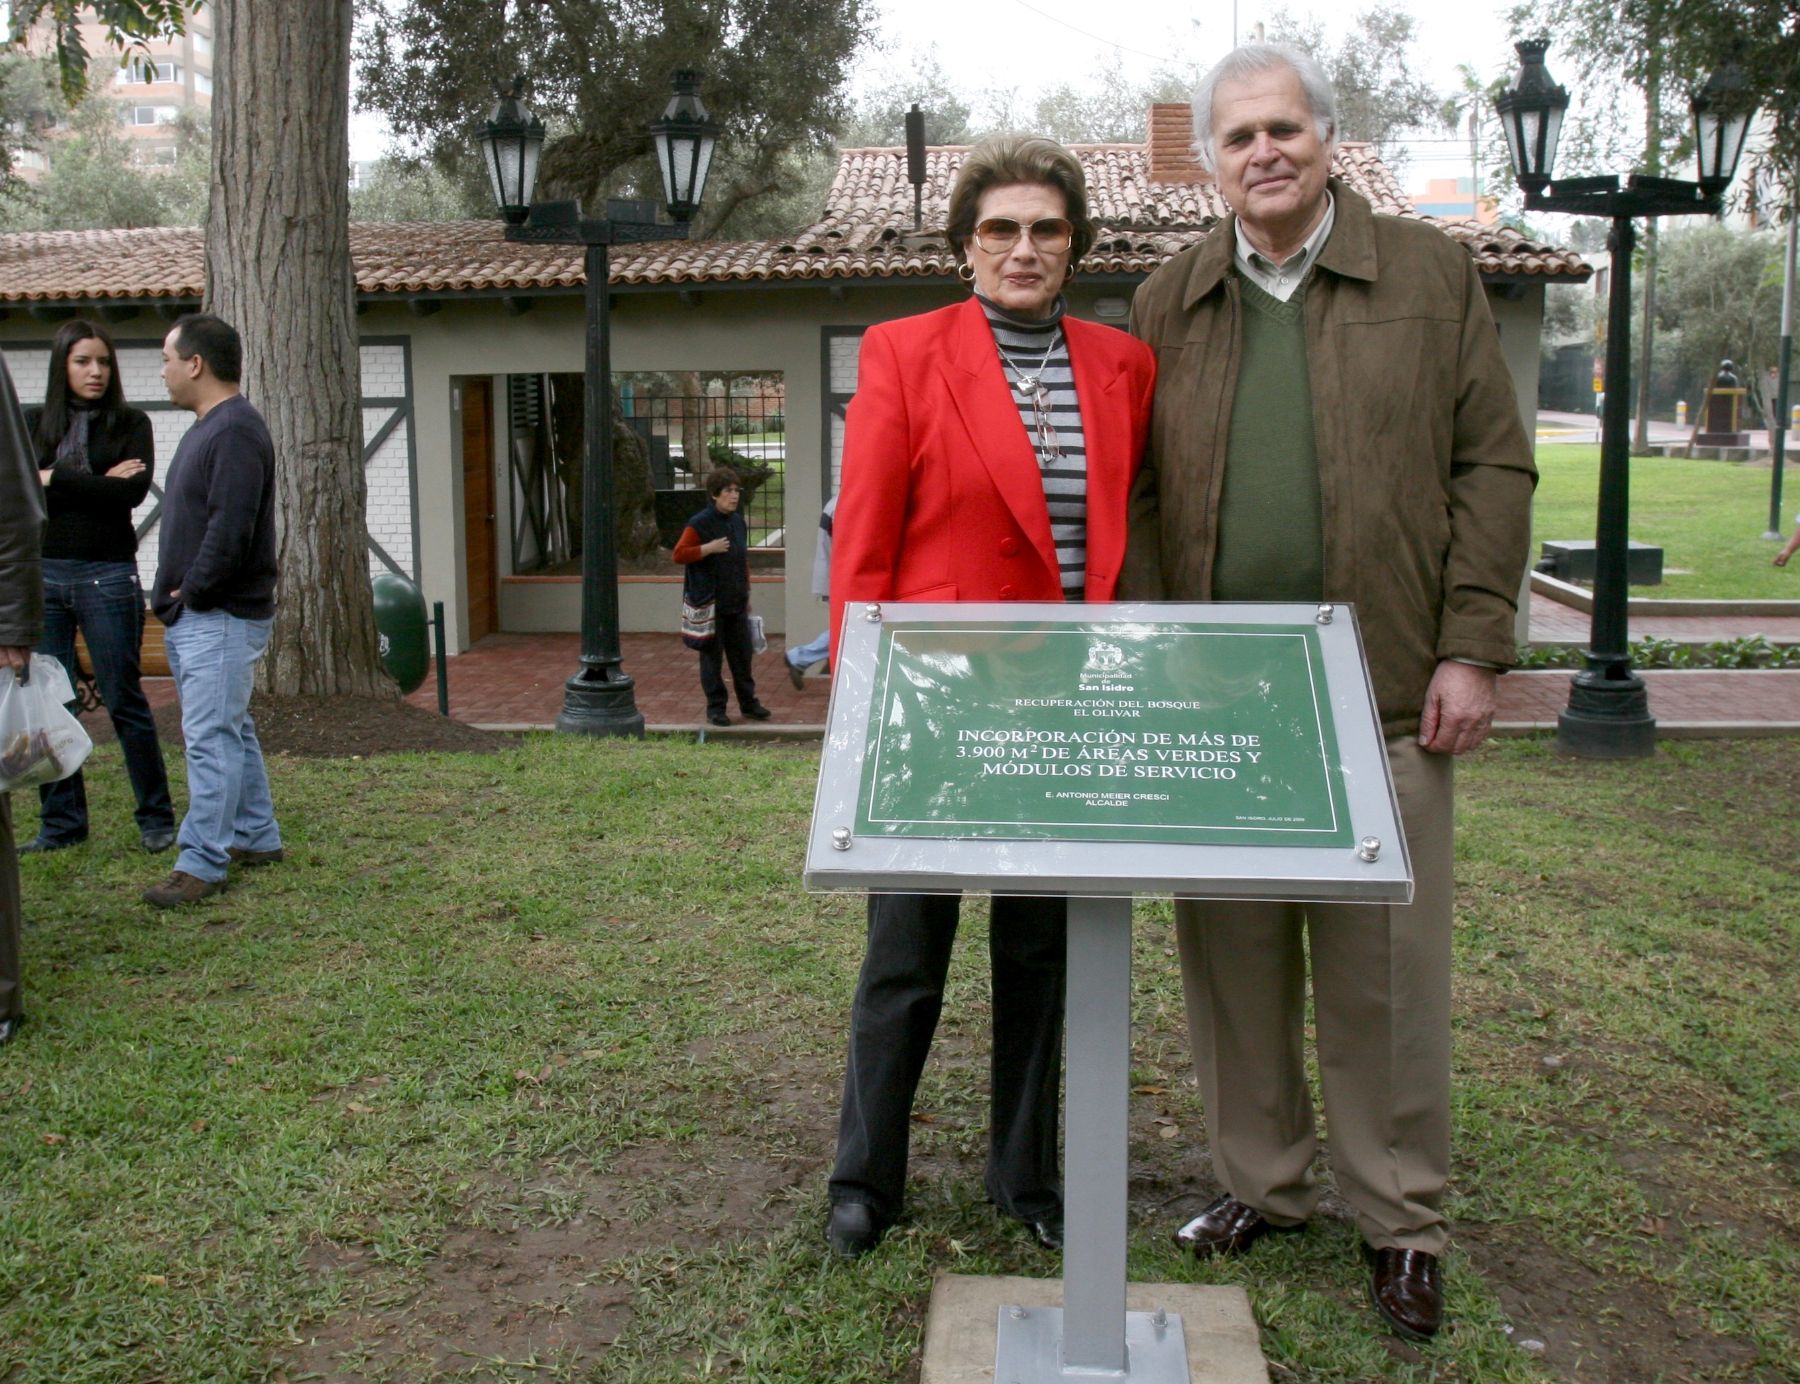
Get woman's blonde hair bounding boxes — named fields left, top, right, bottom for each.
left=944, top=134, right=1095, bottom=267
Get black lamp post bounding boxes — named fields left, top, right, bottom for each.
left=478, top=72, right=719, bottom=737
left=1498, top=39, right=1756, bottom=758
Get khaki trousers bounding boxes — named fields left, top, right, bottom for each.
left=1174, top=738, right=1454, bottom=1254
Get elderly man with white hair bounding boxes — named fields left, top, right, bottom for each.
left=1122, top=44, right=1537, bottom=1340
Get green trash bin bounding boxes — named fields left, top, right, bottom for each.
left=372, top=572, right=430, bottom=694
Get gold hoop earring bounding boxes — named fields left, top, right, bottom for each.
left=957, top=262, right=975, bottom=283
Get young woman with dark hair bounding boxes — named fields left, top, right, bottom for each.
left=20, top=319, right=175, bottom=855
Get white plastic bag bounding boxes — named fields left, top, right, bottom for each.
left=749, top=613, right=768, bottom=655
left=0, top=654, right=93, bottom=793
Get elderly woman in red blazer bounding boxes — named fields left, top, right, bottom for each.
left=825, top=135, right=1155, bottom=1260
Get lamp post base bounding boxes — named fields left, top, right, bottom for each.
left=1556, top=669, right=1656, bottom=758
left=555, top=668, right=647, bottom=738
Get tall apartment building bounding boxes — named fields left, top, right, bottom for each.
left=14, top=3, right=212, bottom=178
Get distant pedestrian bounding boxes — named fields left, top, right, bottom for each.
left=784, top=493, right=836, bottom=689
left=1775, top=514, right=1799, bottom=568
left=21, top=318, right=176, bottom=857
left=1, top=351, right=45, bottom=1045
left=143, top=314, right=284, bottom=908
left=673, top=467, right=771, bottom=727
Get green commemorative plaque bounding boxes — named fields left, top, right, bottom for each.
left=806, top=601, right=1410, bottom=902
left=856, top=620, right=1349, bottom=846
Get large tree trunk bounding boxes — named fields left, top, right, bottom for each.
left=205, top=0, right=390, bottom=698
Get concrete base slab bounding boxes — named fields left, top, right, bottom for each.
left=920, top=1274, right=1267, bottom=1384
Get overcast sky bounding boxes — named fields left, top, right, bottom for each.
left=352, top=0, right=1528, bottom=195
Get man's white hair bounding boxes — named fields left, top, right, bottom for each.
left=1191, top=43, right=1337, bottom=174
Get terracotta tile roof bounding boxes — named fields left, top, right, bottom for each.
left=0, top=119, right=1590, bottom=305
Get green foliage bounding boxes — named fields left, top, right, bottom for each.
left=355, top=0, right=873, bottom=240
left=0, top=50, right=61, bottom=188
left=1266, top=5, right=1451, bottom=171
left=1518, top=636, right=1800, bottom=668
left=1675, top=0, right=1799, bottom=185
left=6, top=0, right=188, bottom=104
left=348, top=156, right=488, bottom=223
left=1010, top=60, right=1195, bottom=147
left=1653, top=224, right=1786, bottom=411
left=838, top=46, right=978, bottom=147
left=0, top=91, right=208, bottom=230
left=1506, top=0, right=1697, bottom=183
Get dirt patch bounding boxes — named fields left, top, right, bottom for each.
left=1458, top=1222, right=1762, bottom=1382
left=283, top=1028, right=835, bottom=1383
left=285, top=1139, right=815, bottom=1382
left=83, top=693, right=513, bottom=758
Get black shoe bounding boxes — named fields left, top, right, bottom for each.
left=1013, top=1210, right=1063, bottom=1251
left=786, top=660, right=806, bottom=691
left=228, top=846, right=285, bottom=867
left=141, top=827, right=177, bottom=854
left=0, top=1015, right=21, bottom=1046
left=707, top=711, right=731, bottom=727
left=19, top=834, right=82, bottom=855
left=742, top=703, right=772, bottom=720
left=826, top=1202, right=884, bottom=1260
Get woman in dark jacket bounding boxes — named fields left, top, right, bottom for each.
left=21, top=319, right=175, bottom=854
left=671, top=467, right=770, bottom=727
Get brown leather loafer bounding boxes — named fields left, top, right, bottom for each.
left=1174, top=1194, right=1303, bottom=1258
left=1368, top=1246, right=1443, bottom=1340
left=143, top=870, right=227, bottom=908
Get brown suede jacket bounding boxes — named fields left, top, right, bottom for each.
left=1122, top=180, right=1537, bottom=738
left=0, top=356, right=44, bottom=652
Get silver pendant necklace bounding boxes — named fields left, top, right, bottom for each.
left=998, top=334, right=1056, bottom=400
left=996, top=330, right=1064, bottom=465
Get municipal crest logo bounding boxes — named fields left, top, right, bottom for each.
left=1086, top=641, right=1125, bottom=674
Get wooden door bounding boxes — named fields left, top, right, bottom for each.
left=460, top=379, right=497, bottom=642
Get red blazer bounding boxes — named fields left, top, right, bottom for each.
left=830, top=296, right=1156, bottom=661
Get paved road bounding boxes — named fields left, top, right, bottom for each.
left=1535, top=410, right=1788, bottom=450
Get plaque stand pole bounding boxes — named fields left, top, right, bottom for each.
left=993, top=896, right=1192, bottom=1382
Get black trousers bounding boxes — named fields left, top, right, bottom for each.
left=697, top=606, right=757, bottom=716
left=829, top=891, right=1066, bottom=1225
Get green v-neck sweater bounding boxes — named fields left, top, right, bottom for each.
left=1211, top=276, right=1325, bottom=602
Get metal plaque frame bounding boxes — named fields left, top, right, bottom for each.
left=805, top=601, right=1410, bottom=903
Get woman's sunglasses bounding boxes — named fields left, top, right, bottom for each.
left=973, top=217, right=1074, bottom=254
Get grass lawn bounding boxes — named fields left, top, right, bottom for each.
left=1533, top=445, right=1798, bottom=600
left=3, top=735, right=1797, bottom=1381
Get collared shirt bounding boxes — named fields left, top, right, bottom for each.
left=1233, top=193, right=1335, bottom=302
left=1230, top=195, right=1499, bottom=672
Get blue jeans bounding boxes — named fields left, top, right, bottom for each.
left=785, top=628, right=830, bottom=672
left=36, top=559, right=174, bottom=844
left=164, top=609, right=281, bottom=882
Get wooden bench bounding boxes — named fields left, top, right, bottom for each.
left=71, top=606, right=169, bottom=713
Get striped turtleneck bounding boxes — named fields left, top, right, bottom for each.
left=976, top=293, right=1089, bottom=600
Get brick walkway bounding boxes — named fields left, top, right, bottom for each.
left=1526, top=591, right=1800, bottom=644
left=399, top=626, right=1799, bottom=736
left=401, top=632, right=829, bottom=730
left=1495, top=669, right=1800, bottom=732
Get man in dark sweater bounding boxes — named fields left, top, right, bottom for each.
left=143, top=314, right=284, bottom=907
